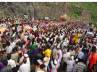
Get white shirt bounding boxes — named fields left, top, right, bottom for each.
left=63, top=52, right=71, bottom=62
left=57, top=49, right=62, bottom=68
left=78, top=51, right=84, bottom=59
left=18, top=63, right=30, bottom=72
left=60, top=34, right=64, bottom=40
left=62, top=38, right=69, bottom=47
left=6, top=42, right=16, bottom=53
left=43, top=57, right=50, bottom=71
left=17, top=26, right=22, bottom=32
left=8, top=59, right=16, bottom=68
left=33, top=26, right=37, bottom=31
left=66, top=60, right=75, bottom=72
left=19, top=56, right=30, bottom=65
left=51, top=60, right=57, bottom=72
left=87, top=31, right=94, bottom=37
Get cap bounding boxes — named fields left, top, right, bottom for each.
left=24, top=54, right=28, bottom=58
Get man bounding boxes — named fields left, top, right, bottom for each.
left=0, top=62, right=4, bottom=71
left=18, top=58, right=30, bottom=72
left=66, top=56, right=75, bottom=72
left=62, top=37, right=69, bottom=48
left=88, top=46, right=97, bottom=72
left=43, top=45, right=52, bottom=72
left=6, top=39, right=17, bottom=54
left=19, top=53, right=31, bottom=71
left=56, top=47, right=62, bottom=68
left=0, top=60, right=12, bottom=72
left=73, top=57, right=87, bottom=72
left=7, top=54, right=16, bottom=68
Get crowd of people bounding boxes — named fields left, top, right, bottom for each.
left=0, top=16, right=97, bottom=72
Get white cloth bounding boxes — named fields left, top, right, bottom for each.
left=24, top=35, right=28, bottom=41
left=51, top=60, right=57, bottom=72
left=87, top=32, right=94, bottom=37
left=33, top=26, right=37, bottom=31
left=78, top=51, right=84, bottom=59
left=19, top=56, right=30, bottom=70
left=17, top=26, right=22, bottom=32
left=53, top=48, right=58, bottom=59
left=6, top=42, right=16, bottom=53
left=43, top=57, right=50, bottom=71
left=66, top=60, right=75, bottom=72
left=57, top=49, right=62, bottom=63
left=18, top=63, right=30, bottom=72
left=63, top=52, right=71, bottom=62
left=62, top=38, right=69, bottom=47
left=8, top=59, right=16, bottom=68
left=59, top=34, right=64, bottom=40
left=57, top=49, right=62, bottom=68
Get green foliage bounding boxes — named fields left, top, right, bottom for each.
left=68, top=3, right=82, bottom=19
left=69, top=3, right=97, bottom=23
left=0, top=2, right=97, bottom=24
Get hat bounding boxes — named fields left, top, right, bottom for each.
left=24, top=54, right=28, bottom=58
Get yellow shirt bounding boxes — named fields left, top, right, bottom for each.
left=73, top=34, right=79, bottom=44
left=43, top=49, right=52, bottom=57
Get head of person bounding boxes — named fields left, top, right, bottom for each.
left=78, top=57, right=86, bottom=64
left=36, top=59, right=45, bottom=69
left=6, top=41, right=10, bottom=46
left=2, top=60, right=8, bottom=66
left=7, top=53, right=11, bottom=60
left=24, top=54, right=29, bottom=58
left=18, top=51, right=23, bottom=57
left=23, top=58, right=27, bottom=64
left=91, top=46, right=96, bottom=53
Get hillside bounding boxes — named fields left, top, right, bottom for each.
left=0, top=2, right=97, bottom=23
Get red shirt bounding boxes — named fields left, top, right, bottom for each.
left=89, top=52, right=97, bottom=70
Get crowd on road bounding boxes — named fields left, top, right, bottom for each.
left=0, top=16, right=97, bottom=72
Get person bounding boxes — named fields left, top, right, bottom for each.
left=73, top=33, right=79, bottom=45
left=77, top=48, right=85, bottom=60
left=56, top=47, right=63, bottom=70
left=0, top=16, right=96, bottom=72
left=0, top=51, right=7, bottom=63
left=6, top=39, right=16, bottom=54
left=29, top=38, right=38, bottom=51
left=50, top=55, right=58, bottom=72
left=43, top=46, right=52, bottom=72
left=7, top=53, right=16, bottom=69
left=62, top=36, right=69, bottom=48
left=19, top=53, right=31, bottom=71
left=66, top=56, right=75, bottom=72
left=0, top=60, right=12, bottom=72
left=18, top=58, right=30, bottom=72
left=63, top=49, right=71, bottom=63
left=88, top=46, right=97, bottom=72
left=73, top=57, right=87, bottom=72
left=11, top=47, right=19, bottom=63
left=0, top=61, right=4, bottom=71
left=35, top=59, right=45, bottom=72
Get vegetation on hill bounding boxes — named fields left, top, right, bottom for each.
left=0, top=2, right=97, bottom=24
